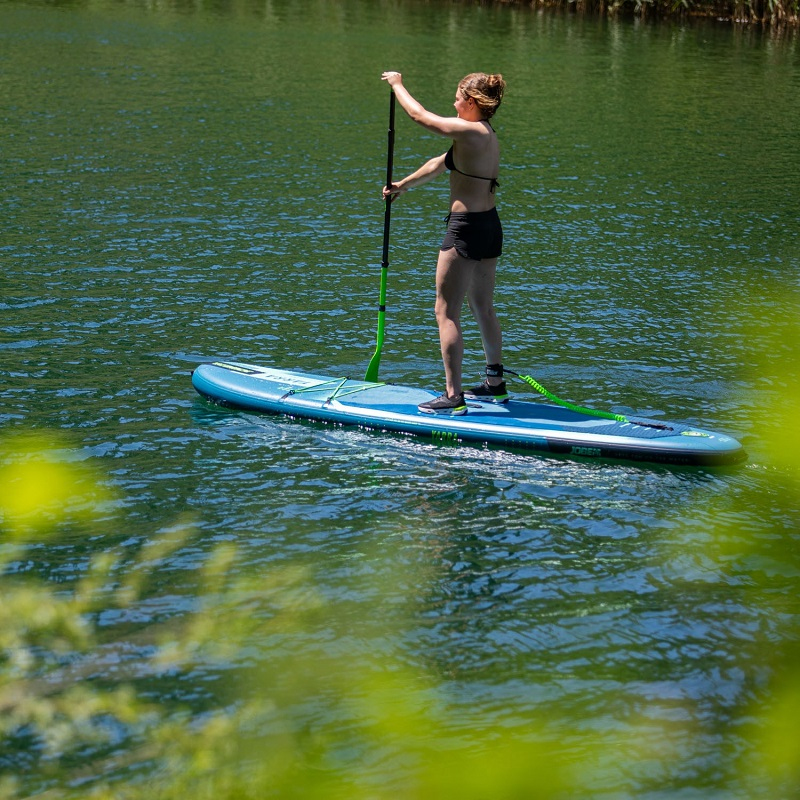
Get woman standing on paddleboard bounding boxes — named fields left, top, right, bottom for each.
left=381, top=70, right=507, bottom=416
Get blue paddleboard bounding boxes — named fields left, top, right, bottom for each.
left=191, top=362, right=745, bottom=467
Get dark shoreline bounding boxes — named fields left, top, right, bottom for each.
left=474, top=0, right=799, bottom=25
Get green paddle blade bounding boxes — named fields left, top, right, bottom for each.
left=364, top=330, right=383, bottom=382
left=364, top=272, right=387, bottom=382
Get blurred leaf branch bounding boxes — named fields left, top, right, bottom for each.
left=0, top=434, right=639, bottom=799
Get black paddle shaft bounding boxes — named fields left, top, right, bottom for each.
left=382, top=91, right=395, bottom=268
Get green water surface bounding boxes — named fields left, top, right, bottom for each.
left=1, top=0, right=799, bottom=796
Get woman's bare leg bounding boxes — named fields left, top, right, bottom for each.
left=467, top=257, right=503, bottom=385
left=434, top=248, right=473, bottom=397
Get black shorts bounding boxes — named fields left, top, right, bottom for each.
left=441, top=207, right=503, bottom=261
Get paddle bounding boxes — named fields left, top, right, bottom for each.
left=364, top=89, right=396, bottom=383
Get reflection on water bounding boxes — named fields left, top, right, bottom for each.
left=1, top=0, right=799, bottom=796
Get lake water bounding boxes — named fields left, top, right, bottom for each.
left=1, top=0, right=799, bottom=796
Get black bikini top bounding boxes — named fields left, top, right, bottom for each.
left=444, top=126, right=499, bottom=193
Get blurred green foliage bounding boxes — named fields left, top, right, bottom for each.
left=1, top=312, right=798, bottom=800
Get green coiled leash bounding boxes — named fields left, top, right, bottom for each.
left=504, top=368, right=628, bottom=423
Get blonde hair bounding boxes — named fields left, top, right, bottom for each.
left=458, top=73, right=506, bottom=119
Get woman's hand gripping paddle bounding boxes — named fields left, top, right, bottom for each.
left=364, top=90, right=396, bottom=383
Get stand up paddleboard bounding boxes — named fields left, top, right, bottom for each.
left=191, top=91, right=745, bottom=468
left=191, top=362, right=745, bottom=467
